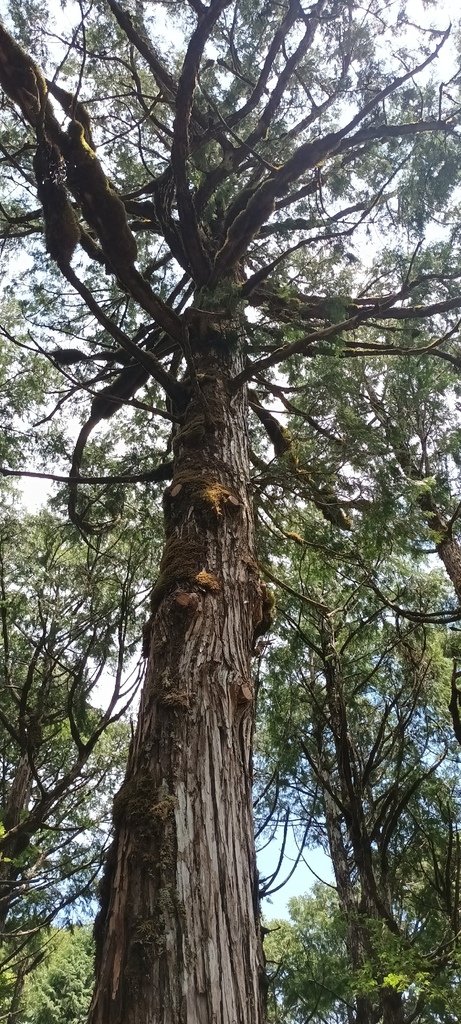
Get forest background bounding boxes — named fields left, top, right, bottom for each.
left=1, top=0, right=461, bottom=1022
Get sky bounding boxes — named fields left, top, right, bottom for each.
left=259, top=834, right=335, bottom=920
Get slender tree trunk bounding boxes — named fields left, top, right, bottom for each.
left=324, top=795, right=377, bottom=1024
left=6, top=965, right=25, bottom=1024
left=0, top=754, right=34, bottom=931
left=88, top=337, right=266, bottom=1024
left=380, top=988, right=405, bottom=1024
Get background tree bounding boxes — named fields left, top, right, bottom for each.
left=1, top=1, right=461, bottom=1022
left=257, top=547, right=461, bottom=1024
left=21, top=927, right=94, bottom=1024
left=0, top=500, right=151, bottom=1015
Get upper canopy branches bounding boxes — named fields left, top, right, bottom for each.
left=1, top=0, right=461, bottom=537
left=0, top=2, right=458, bottom=297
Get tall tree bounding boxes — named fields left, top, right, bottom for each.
left=0, top=503, right=149, bottom=1016
left=21, top=927, right=94, bottom=1024
left=258, top=554, right=461, bottom=1023
left=1, top=2, right=461, bottom=1021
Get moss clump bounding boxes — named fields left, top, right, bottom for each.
left=132, top=917, right=160, bottom=948
left=66, top=119, right=137, bottom=268
left=128, top=917, right=165, bottom=968
left=285, top=531, right=304, bottom=545
left=112, top=776, right=178, bottom=859
left=0, top=26, right=48, bottom=125
left=33, top=142, right=80, bottom=266
left=152, top=795, right=178, bottom=819
left=277, top=427, right=293, bottom=456
left=113, top=774, right=162, bottom=829
left=195, top=569, right=220, bottom=591
left=159, top=690, right=189, bottom=708
left=201, top=481, right=234, bottom=515
left=167, top=473, right=239, bottom=520
left=42, top=185, right=80, bottom=264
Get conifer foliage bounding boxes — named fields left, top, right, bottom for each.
left=1, top=1, right=461, bottom=1021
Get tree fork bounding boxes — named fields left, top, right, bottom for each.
left=88, top=333, right=266, bottom=1024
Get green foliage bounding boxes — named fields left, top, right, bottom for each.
left=0, top=501, right=161, bottom=1010
left=1, top=0, right=461, bottom=1019
left=22, top=928, right=94, bottom=1024
left=265, top=887, right=351, bottom=1023
left=257, top=538, right=461, bottom=1021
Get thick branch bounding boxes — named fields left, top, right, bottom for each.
left=171, top=1, right=231, bottom=282
left=212, top=28, right=452, bottom=281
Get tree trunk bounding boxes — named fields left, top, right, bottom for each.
left=437, top=532, right=461, bottom=600
left=88, top=337, right=266, bottom=1024
left=324, top=795, right=378, bottom=1024
left=0, top=754, right=34, bottom=931
left=380, top=987, right=405, bottom=1024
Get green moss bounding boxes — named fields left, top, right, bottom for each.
left=67, top=119, right=96, bottom=156
left=112, top=774, right=176, bottom=836
left=151, top=796, right=178, bottom=820
left=41, top=183, right=80, bottom=264
left=279, top=427, right=293, bottom=452
left=112, top=775, right=150, bottom=830
left=128, top=917, right=165, bottom=966
left=253, top=584, right=276, bottom=643
left=173, top=414, right=207, bottom=450
left=66, top=120, right=137, bottom=266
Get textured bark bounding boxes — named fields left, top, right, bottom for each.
left=437, top=532, right=461, bottom=601
left=413, top=489, right=461, bottom=600
left=88, top=338, right=265, bottom=1024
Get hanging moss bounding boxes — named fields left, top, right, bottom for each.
left=0, top=25, right=48, bottom=125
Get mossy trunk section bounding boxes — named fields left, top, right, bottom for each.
left=88, top=338, right=266, bottom=1024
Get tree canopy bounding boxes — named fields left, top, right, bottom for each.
left=1, top=0, right=461, bottom=1022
